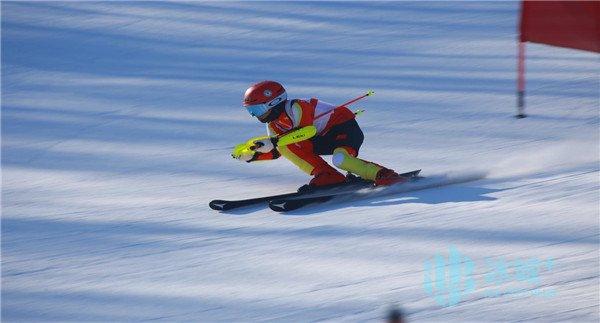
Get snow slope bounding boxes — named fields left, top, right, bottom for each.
left=2, top=2, right=598, bottom=321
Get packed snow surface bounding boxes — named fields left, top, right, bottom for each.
left=2, top=2, right=598, bottom=321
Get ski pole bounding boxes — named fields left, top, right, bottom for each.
left=314, top=90, right=374, bottom=120
left=338, top=90, right=375, bottom=107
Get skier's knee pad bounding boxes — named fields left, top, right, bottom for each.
left=332, top=147, right=353, bottom=168
left=332, top=152, right=345, bottom=168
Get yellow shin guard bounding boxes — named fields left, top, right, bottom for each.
left=332, top=147, right=382, bottom=181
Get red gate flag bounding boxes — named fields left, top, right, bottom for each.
left=516, top=1, right=599, bottom=118
left=520, top=1, right=600, bottom=53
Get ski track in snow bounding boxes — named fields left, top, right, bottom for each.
left=2, top=2, right=599, bottom=322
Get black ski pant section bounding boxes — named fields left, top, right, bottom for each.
left=312, top=119, right=364, bottom=156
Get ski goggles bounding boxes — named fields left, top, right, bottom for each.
left=244, top=92, right=287, bottom=117
left=245, top=103, right=271, bottom=117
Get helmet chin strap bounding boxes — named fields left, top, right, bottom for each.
left=258, top=100, right=286, bottom=123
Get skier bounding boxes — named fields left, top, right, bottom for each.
left=233, top=80, right=406, bottom=188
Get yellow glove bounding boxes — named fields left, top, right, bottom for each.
left=231, top=136, right=272, bottom=162
left=231, top=142, right=257, bottom=162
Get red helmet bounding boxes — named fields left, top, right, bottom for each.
left=243, top=81, right=287, bottom=118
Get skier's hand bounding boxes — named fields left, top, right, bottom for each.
left=232, top=150, right=256, bottom=162
left=232, top=142, right=257, bottom=162
left=251, top=137, right=277, bottom=153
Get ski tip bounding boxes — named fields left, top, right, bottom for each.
left=209, top=200, right=228, bottom=211
left=268, top=200, right=288, bottom=212
left=400, top=169, right=422, bottom=178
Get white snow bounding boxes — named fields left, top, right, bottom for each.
left=2, top=2, right=598, bottom=321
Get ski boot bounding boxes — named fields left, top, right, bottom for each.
left=310, top=167, right=346, bottom=186
left=374, top=167, right=408, bottom=186
left=298, top=167, right=346, bottom=193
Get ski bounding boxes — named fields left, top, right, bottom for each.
left=269, top=170, right=422, bottom=212
left=208, top=179, right=375, bottom=211
left=209, top=191, right=300, bottom=211
left=209, top=169, right=422, bottom=212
